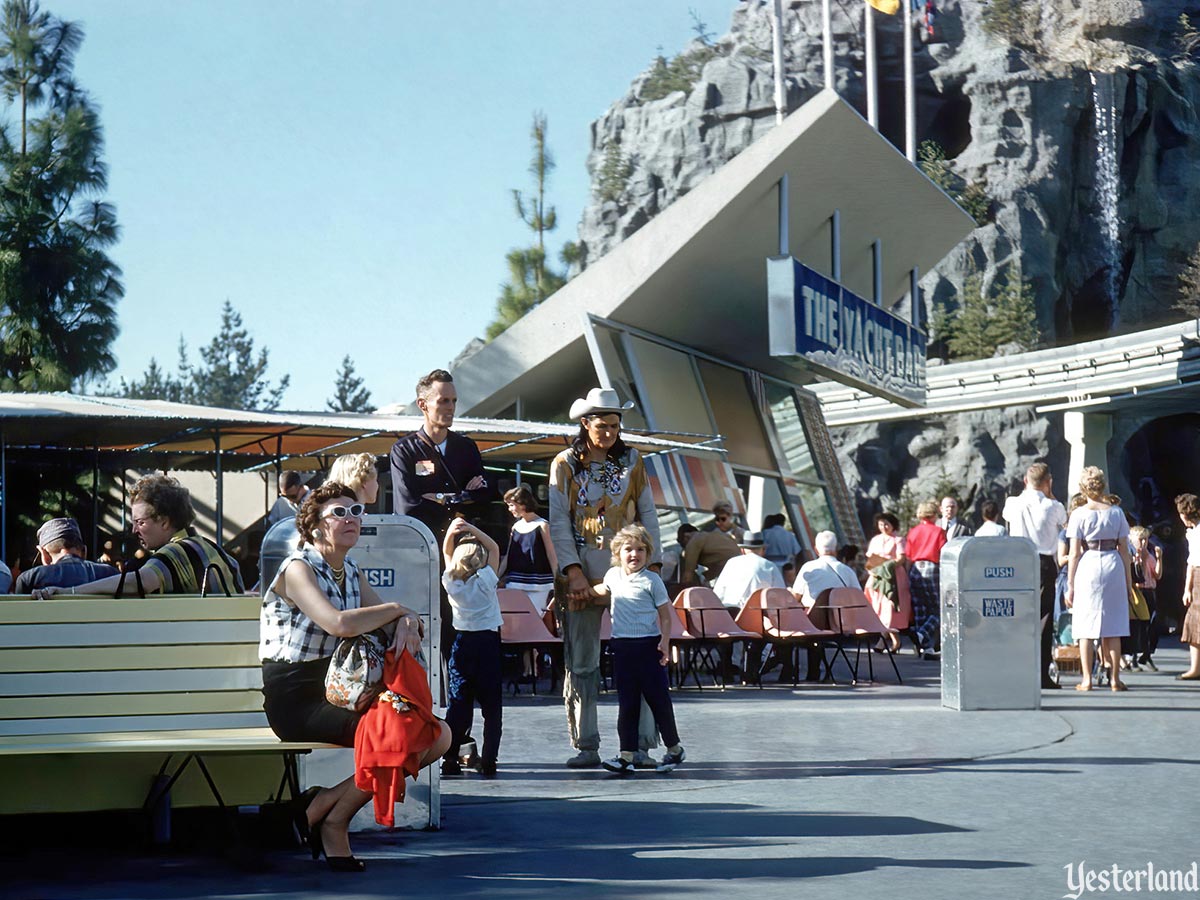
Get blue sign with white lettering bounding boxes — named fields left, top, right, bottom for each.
left=363, top=568, right=396, bottom=588
left=768, top=256, right=926, bottom=407
left=982, top=598, right=1015, bottom=617
left=984, top=567, right=1015, bottom=578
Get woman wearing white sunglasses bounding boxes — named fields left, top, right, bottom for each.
left=259, top=481, right=450, bottom=871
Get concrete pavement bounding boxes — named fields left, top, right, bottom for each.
left=9, top=644, right=1199, bottom=900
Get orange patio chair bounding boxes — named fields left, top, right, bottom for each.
left=826, top=586, right=903, bottom=684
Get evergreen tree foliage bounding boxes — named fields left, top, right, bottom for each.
left=918, top=140, right=991, bottom=226
left=640, top=43, right=719, bottom=102
left=327, top=354, right=373, bottom=413
left=980, top=0, right=1040, bottom=50
left=1178, top=14, right=1200, bottom=58
left=597, top=141, right=633, bottom=204
left=0, top=0, right=122, bottom=391
left=485, top=112, right=570, bottom=341
left=120, top=301, right=289, bottom=410
left=1173, top=243, right=1200, bottom=318
left=935, top=266, right=1041, bottom=361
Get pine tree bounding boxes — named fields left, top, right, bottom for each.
left=327, top=354, right=373, bottom=412
left=120, top=302, right=288, bottom=410
left=0, top=0, right=122, bottom=391
left=1173, top=243, right=1200, bottom=318
left=597, top=141, right=633, bottom=204
left=485, top=112, right=570, bottom=340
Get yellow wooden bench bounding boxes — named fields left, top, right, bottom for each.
left=0, top=593, right=335, bottom=825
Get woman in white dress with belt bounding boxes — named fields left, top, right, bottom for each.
left=1064, top=466, right=1132, bottom=692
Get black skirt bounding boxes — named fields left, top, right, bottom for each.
left=261, top=656, right=361, bottom=747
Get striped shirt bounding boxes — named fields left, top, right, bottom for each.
left=259, top=546, right=363, bottom=663
left=141, top=529, right=245, bottom=595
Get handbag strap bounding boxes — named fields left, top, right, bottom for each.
left=114, top=568, right=146, bottom=599
left=199, top=562, right=233, bottom=598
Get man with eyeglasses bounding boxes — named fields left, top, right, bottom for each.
left=32, top=474, right=244, bottom=598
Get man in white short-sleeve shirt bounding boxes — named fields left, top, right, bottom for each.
left=1002, top=462, right=1067, bottom=690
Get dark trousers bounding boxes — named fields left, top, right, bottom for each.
left=611, top=636, right=680, bottom=753
left=1039, top=554, right=1057, bottom=682
left=444, top=629, right=503, bottom=763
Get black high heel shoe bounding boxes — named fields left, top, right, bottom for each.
left=290, top=785, right=324, bottom=846
left=312, top=820, right=366, bottom=871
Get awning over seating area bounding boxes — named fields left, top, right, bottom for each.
left=0, top=392, right=725, bottom=471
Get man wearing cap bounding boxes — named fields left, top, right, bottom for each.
left=33, top=475, right=243, bottom=598
left=711, top=531, right=785, bottom=613
left=549, top=387, right=662, bottom=769
left=15, top=519, right=119, bottom=593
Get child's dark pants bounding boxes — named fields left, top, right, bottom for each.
left=445, top=629, right=503, bottom=763
left=611, top=635, right=679, bottom=753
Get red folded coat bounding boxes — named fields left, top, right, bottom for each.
left=353, top=648, right=440, bottom=827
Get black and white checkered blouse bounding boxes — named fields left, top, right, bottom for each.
left=259, top=546, right=363, bottom=663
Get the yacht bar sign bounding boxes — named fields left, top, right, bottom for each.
left=767, top=256, right=926, bottom=407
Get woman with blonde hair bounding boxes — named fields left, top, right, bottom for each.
left=327, top=453, right=380, bottom=505
left=1064, top=467, right=1132, bottom=691
left=439, top=517, right=504, bottom=777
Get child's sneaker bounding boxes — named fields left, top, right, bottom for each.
left=602, top=756, right=635, bottom=776
left=656, top=747, right=686, bottom=773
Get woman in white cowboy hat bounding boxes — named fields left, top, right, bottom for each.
left=548, top=388, right=662, bottom=769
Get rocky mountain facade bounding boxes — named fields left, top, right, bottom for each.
left=571, top=0, right=1200, bottom=526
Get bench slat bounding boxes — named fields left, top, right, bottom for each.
left=0, top=711, right=269, bottom=737
left=0, top=620, right=258, bottom=648
left=0, top=595, right=259, bottom=625
left=0, top=668, right=263, bottom=697
left=0, top=689, right=266, bottom=720
left=0, top=644, right=261, bottom=673
left=0, top=725, right=333, bottom=755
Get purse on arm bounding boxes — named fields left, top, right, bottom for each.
left=325, top=630, right=388, bottom=711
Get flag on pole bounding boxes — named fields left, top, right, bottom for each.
left=866, top=0, right=900, bottom=13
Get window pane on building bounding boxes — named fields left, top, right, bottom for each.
left=628, top=336, right=713, bottom=434
left=695, top=360, right=775, bottom=471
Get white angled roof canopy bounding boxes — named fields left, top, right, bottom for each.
left=454, top=89, right=975, bottom=416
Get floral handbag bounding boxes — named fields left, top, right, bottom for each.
left=325, top=630, right=388, bottom=711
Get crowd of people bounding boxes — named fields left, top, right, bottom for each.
left=9, top=367, right=1200, bottom=870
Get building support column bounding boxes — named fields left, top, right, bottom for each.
left=1064, top=411, right=1113, bottom=498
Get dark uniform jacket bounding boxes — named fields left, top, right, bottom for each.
left=388, top=428, right=494, bottom=535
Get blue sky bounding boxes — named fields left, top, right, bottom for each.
left=44, top=0, right=741, bottom=411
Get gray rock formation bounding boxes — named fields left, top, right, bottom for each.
left=570, top=0, right=1200, bottom=524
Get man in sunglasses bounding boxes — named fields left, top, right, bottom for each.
left=32, top=474, right=244, bottom=598
left=703, top=501, right=745, bottom=544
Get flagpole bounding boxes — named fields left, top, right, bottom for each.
left=864, top=0, right=877, bottom=128
left=823, top=0, right=834, bottom=91
left=771, top=0, right=786, bottom=124
left=903, top=0, right=916, bottom=161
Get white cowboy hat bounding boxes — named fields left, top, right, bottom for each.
left=568, top=387, right=635, bottom=420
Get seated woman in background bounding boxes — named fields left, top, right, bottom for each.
left=260, top=481, right=450, bottom=871
left=327, top=453, right=380, bottom=506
